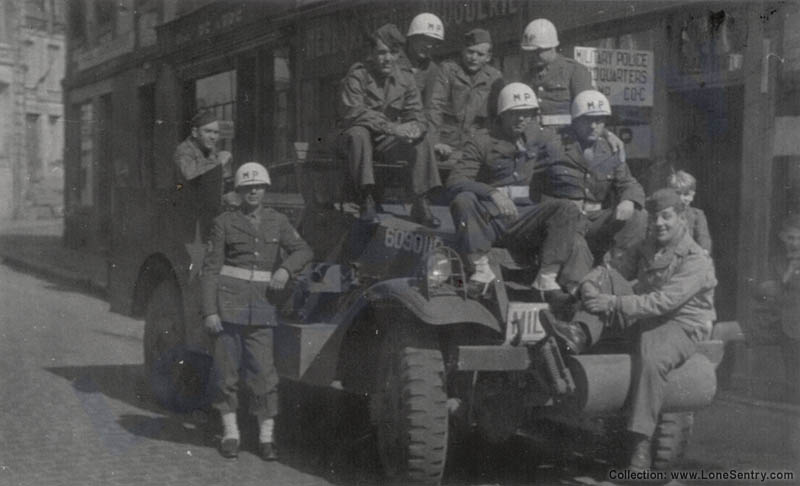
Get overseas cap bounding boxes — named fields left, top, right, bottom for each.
left=465, top=28, right=491, bottom=46
left=646, top=188, right=683, bottom=213
left=191, top=110, right=217, bottom=128
left=372, top=23, right=405, bottom=50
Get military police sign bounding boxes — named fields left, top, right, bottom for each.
left=573, top=47, right=654, bottom=107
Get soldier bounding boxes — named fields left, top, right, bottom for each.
left=429, top=28, right=504, bottom=161
left=542, top=188, right=717, bottom=471
left=402, top=12, right=445, bottom=107
left=173, top=110, right=233, bottom=239
left=338, top=23, right=441, bottom=227
left=521, top=18, right=626, bottom=156
left=532, top=90, right=647, bottom=264
left=202, top=162, right=313, bottom=460
left=447, top=82, right=592, bottom=301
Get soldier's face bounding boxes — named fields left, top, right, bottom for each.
left=462, top=43, right=492, bottom=73
left=780, top=227, right=800, bottom=257
left=371, top=40, right=399, bottom=76
left=573, top=116, right=606, bottom=143
left=237, top=184, right=267, bottom=210
left=192, top=121, right=220, bottom=151
left=408, top=35, right=437, bottom=62
left=501, top=109, right=536, bottom=136
left=650, top=207, right=685, bottom=246
left=529, top=47, right=557, bottom=68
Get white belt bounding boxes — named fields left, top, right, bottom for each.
left=497, top=185, right=530, bottom=200
left=220, top=265, right=272, bottom=282
left=540, top=114, right=572, bottom=127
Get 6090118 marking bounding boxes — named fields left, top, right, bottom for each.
left=383, top=228, right=443, bottom=254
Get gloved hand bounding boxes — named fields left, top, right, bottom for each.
left=490, top=189, right=518, bottom=221
left=584, top=293, right=617, bottom=314
left=269, top=268, right=290, bottom=291
left=204, top=313, right=223, bottom=334
left=615, top=200, right=635, bottom=221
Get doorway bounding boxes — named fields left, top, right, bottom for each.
left=668, top=87, right=743, bottom=321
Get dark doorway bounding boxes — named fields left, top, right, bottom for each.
left=668, top=87, right=743, bottom=321
left=97, top=93, right=113, bottom=253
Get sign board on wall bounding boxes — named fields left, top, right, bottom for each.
left=574, top=47, right=654, bottom=107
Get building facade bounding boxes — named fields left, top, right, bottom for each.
left=0, top=0, right=65, bottom=220
left=62, top=0, right=798, bottom=400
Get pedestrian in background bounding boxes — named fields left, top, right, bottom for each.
left=667, top=169, right=712, bottom=254
left=201, top=162, right=312, bottom=460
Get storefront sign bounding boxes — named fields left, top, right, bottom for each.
left=574, top=47, right=654, bottom=107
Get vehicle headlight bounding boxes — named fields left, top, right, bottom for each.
left=425, top=249, right=453, bottom=287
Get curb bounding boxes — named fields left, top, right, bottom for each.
left=0, top=252, right=107, bottom=296
left=716, top=390, right=800, bottom=417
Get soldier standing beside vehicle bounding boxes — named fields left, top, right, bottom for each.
left=532, top=90, right=647, bottom=264
left=429, top=28, right=504, bottom=163
left=338, top=23, right=441, bottom=227
left=521, top=18, right=626, bottom=157
left=202, top=162, right=312, bottom=460
left=542, top=188, right=717, bottom=471
left=447, top=82, right=593, bottom=301
left=173, top=110, right=233, bottom=240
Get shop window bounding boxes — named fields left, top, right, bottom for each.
left=95, top=0, right=115, bottom=43
left=195, top=70, right=236, bottom=153
left=138, top=84, right=156, bottom=188
left=79, top=102, right=95, bottom=207
left=272, top=46, right=293, bottom=165
left=677, top=9, right=745, bottom=74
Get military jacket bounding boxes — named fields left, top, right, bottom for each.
left=339, top=61, right=426, bottom=135
left=398, top=54, right=439, bottom=111
left=174, top=137, right=221, bottom=182
left=446, top=125, right=548, bottom=200
left=526, top=54, right=592, bottom=118
left=430, top=60, right=504, bottom=144
left=685, top=206, right=712, bottom=253
left=532, top=128, right=645, bottom=208
left=615, top=228, right=717, bottom=334
left=201, top=207, right=312, bottom=326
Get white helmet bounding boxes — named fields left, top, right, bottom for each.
left=497, top=82, right=539, bottom=115
left=521, top=18, right=559, bottom=50
left=235, top=162, right=271, bottom=188
left=571, top=90, right=612, bottom=119
left=407, top=13, right=444, bottom=41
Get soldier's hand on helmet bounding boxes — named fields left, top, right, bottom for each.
left=490, top=190, right=518, bottom=220
left=604, top=130, right=626, bottom=162
left=204, top=314, right=223, bottom=334
left=269, top=268, right=290, bottom=291
left=434, top=143, right=453, bottom=158
left=615, top=200, right=635, bottom=221
left=584, top=293, right=617, bottom=314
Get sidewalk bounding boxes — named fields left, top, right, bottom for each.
left=0, top=217, right=797, bottom=418
left=0, top=218, right=108, bottom=294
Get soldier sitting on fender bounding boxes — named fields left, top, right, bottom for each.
left=533, top=90, right=648, bottom=264
left=521, top=18, right=626, bottom=157
left=542, top=188, right=717, bottom=471
left=338, top=23, right=441, bottom=227
left=202, top=162, right=312, bottom=461
left=447, top=82, right=593, bottom=302
left=429, top=28, right=504, bottom=163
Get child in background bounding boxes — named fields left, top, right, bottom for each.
left=668, top=170, right=712, bottom=254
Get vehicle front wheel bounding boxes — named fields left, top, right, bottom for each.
left=144, top=279, right=209, bottom=411
left=372, top=330, right=449, bottom=485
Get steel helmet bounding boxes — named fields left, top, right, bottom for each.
left=497, top=82, right=539, bottom=115
left=407, top=13, right=444, bottom=41
left=521, top=18, right=559, bottom=50
left=571, top=90, right=612, bottom=119
left=235, top=162, right=271, bottom=188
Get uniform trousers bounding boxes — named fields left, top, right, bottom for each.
left=450, top=193, right=593, bottom=287
left=339, top=126, right=441, bottom=197
left=583, top=207, right=648, bottom=264
left=211, top=323, right=279, bottom=419
left=573, top=266, right=703, bottom=437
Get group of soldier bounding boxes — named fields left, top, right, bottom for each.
left=170, top=12, right=730, bottom=475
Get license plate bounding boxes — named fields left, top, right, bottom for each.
left=505, top=302, right=549, bottom=345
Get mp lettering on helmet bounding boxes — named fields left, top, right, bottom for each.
left=513, top=93, right=522, bottom=101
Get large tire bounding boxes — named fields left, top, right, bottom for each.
left=372, top=329, right=449, bottom=485
left=144, top=279, right=210, bottom=411
left=651, top=412, right=694, bottom=470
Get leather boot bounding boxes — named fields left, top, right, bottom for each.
left=260, top=442, right=279, bottom=461
left=628, top=433, right=652, bottom=471
left=411, top=195, right=440, bottom=228
left=360, top=193, right=378, bottom=222
left=539, top=309, right=588, bottom=354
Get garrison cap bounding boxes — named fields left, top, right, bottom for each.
left=645, top=188, right=683, bottom=213
left=371, top=23, right=405, bottom=50
left=191, top=110, right=218, bottom=128
left=464, top=28, right=492, bottom=46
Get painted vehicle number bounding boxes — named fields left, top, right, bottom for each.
left=384, top=228, right=443, bottom=254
